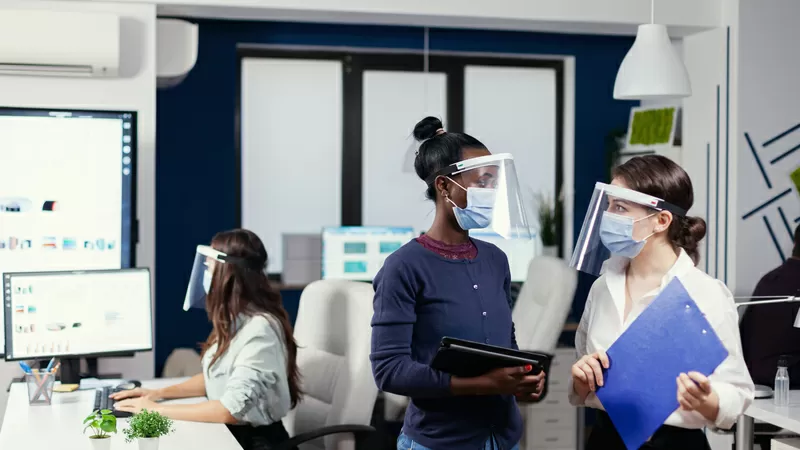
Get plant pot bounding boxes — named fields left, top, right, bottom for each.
left=138, top=438, right=159, bottom=450
left=542, top=245, right=558, bottom=257
left=88, top=436, right=112, bottom=450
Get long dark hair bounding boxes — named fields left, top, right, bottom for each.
left=612, top=155, right=707, bottom=265
left=201, top=229, right=303, bottom=407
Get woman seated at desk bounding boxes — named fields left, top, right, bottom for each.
left=112, top=229, right=302, bottom=450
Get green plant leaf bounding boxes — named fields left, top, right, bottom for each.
left=100, top=409, right=112, bottom=415
left=123, top=409, right=174, bottom=442
left=83, top=415, right=96, bottom=424
left=99, top=420, right=117, bottom=433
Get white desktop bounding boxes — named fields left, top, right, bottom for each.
left=3, top=269, right=152, bottom=363
left=322, top=227, right=416, bottom=281
left=470, top=230, right=539, bottom=282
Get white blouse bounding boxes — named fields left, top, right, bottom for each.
left=568, top=249, right=754, bottom=430
left=202, top=314, right=292, bottom=426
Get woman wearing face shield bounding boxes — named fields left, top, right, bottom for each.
left=568, top=155, right=754, bottom=449
left=370, top=117, right=544, bottom=450
left=112, top=229, right=302, bottom=450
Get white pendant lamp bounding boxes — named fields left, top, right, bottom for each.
left=613, top=0, right=691, bottom=100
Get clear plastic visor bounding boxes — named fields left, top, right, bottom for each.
left=569, top=182, right=678, bottom=276
left=442, top=154, right=534, bottom=240
left=183, top=245, right=226, bottom=311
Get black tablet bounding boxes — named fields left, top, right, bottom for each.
left=431, top=337, right=553, bottom=378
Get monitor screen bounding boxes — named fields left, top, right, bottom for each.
left=470, top=231, right=539, bottom=282
left=322, top=227, right=416, bottom=281
left=3, top=269, right=152, bottom=361
left=0, top=107, right=136, bottom=356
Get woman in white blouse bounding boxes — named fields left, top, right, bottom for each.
left=113, top=229, right=302, bottom=450
left=568, top=155, right=754, bottom=450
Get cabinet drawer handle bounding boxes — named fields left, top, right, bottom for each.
left=545, top=419, right=560, bottom=424
left=545, top=437, right=559, bottom=442
left=545, top=400, right=559, bottom=405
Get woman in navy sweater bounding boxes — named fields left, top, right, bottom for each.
left=370, top=117, right=544, bottom=450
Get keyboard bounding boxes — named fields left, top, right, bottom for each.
left=93, top=386, right=132, bottom=418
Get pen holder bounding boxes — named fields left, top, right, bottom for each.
left=25, top=372, right=55, bottom=405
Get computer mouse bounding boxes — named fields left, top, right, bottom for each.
left=115, top=380, right=142, bottom=390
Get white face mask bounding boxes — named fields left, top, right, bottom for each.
left=599, top=212, right=657, bottom=258
left=445, top=177, right=496, bottom=230
left=202, top=269, right=212, bottom=294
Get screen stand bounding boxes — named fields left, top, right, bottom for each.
left=60, top=358, right=82, bottom=385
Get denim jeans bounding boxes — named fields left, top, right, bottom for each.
left=397, top=433, right=520, bottom=450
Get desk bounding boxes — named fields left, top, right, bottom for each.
left=0, top=377, right=242, bottom=449
left=736, top=391, right=800, bottom=450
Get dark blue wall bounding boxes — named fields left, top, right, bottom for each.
left=155, top=20, right=637, bottom=374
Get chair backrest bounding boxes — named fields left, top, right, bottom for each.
left=161, top=348, right=202, bottom=378
left=512, top=255, right=578, bottom=353
left=284, top=280, right=378, bottom=450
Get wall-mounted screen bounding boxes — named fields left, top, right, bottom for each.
left=0, top=107, right=137, bottom=356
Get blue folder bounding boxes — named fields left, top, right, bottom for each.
left=595, top=278, right=729, bottom=450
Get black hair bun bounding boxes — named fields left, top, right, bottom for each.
left=413, top=116, right=443, bottom=142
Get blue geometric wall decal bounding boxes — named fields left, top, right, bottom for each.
left=763, top=122, right=800, bottom=147
left=769, top=143, right=800, bottom=165
left=741, top=188, right=792, bottom=220
left=763, top=216, right=786, bottom=261
left=778, top=207, right=794, bottom=239
left=745, top=132, right=773, bottom=189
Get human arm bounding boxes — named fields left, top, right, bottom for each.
left=109, top=374, right=206, bottom=401
left=502, top=257, right=519, bottom=351
left=114, top=397, right=237, bottom=423
left=568, top=282, right=607, bottom=405
left=676, top=281, right=755, bottom=429
left=114, top=398, right=237, bottom=423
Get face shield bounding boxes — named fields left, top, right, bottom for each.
left=425, top=153, right=534, bottom=240
left=569, top=182, right=687, bottom=276
left=183, top=245, right=252, bottom=311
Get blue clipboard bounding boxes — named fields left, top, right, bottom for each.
left=595, top=278, right=729, bottom=450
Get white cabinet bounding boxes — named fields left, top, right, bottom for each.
left=520, top=348, right=581, bottom=450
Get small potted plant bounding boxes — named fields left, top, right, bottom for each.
left=83, top=409, right=117, bottom=450
left=123, top=409, right=174, bottom=450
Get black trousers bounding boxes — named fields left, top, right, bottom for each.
left=226, top=421, right=297, bottom=450
left=587, top=411, right=711, bottom=450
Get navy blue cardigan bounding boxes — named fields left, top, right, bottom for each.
left=370, top=239, right=522, bottom=450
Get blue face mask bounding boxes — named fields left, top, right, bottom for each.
left=599, top=211, right=656, bottom=258
left=446, top=178, right=496, bottom=230
left=202, top=269, right=212, bottom=294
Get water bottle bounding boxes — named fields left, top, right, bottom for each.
left=774, top=355, right=790, bottom=407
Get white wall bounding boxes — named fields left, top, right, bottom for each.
left=734, top=0, right=800, bottom=296
left=0, top=1, right=156, bottom=426
left=682, top=28, right=731, bottom=286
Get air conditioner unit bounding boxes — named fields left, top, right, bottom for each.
left=157, top=18, right=198, bottom=88
left=0, top=9, right=120, bottom=77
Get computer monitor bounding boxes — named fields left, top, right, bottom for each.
left=470, top=231, right=540, bottom=282
left=3, top=269, right=152, bottom=363
left=0, top=107, right=137, bottom=357
left=322, top=227, right=416, bottom=281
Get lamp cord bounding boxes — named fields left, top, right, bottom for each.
left=651, top=0, right=655, bottom=24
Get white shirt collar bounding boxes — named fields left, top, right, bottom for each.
left=603, top=248, right=695, bottom=325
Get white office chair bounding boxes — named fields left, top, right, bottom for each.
left=512, top=255, right=578, bottom=353
left=161, top=348, right=202, bottom=378
left=278, top=280, right=378, bottom=450
left=513, top=255, right=578, bottom=450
